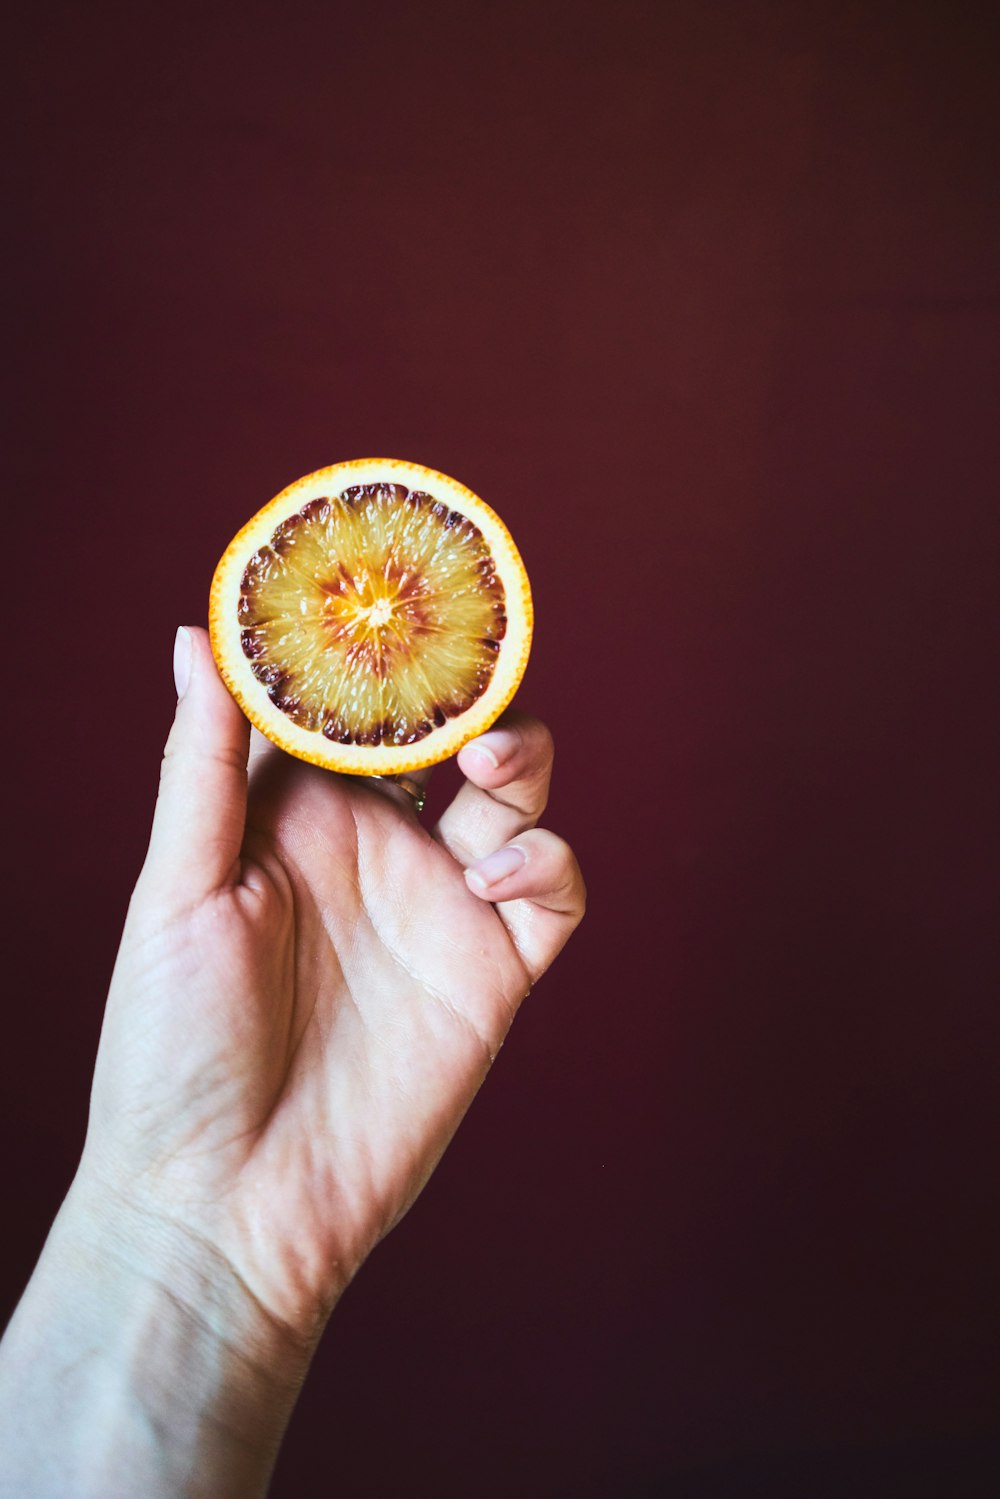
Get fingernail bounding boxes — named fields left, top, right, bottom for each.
left=173, top=627, right=192, bottom=698
left=466, top=728, right=519, bottom=769
left=465, top=844, right=526, bottom=891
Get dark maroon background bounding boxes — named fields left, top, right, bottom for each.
left=4, top=2, right=999, bottom=1493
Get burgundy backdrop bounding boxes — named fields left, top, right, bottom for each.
left=4, top=2, right=998, bottom=1494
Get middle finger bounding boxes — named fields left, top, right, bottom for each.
left=433, top=712, right=553, bottom=866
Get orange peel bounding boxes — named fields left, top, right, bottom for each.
left=209, top=459, right=533, bottom=775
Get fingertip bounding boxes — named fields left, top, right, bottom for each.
left=176, top=627, right=244, bottom=723
left=463, top=865, right=523, bottom=901
left=459, top=725, right=522, bottom=783
left=146, top=626, right=250, bottom=902
left=463, top=828, right=585, bottom=921
left=464, top=866, right=492, bottom=897
left=464, top=842, right=527, bottom=897
left=173, top=626, right=193, bottom=698
left=180, top=624, right=214, bottom=679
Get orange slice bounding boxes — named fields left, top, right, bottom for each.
left=209, top=459, right=533, bottom=775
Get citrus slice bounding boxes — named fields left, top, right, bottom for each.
left=209, top=459, right=533, bottom=775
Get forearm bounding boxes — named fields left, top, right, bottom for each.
left=0, top=1179, right=314, bottom=1499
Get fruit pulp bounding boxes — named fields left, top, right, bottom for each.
left=237, top=483, right=508, bottom=747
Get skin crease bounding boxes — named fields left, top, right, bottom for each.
left=0, top=626, right=584, bottom=1499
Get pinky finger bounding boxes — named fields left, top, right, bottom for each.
left=464, top=827, right=586, bottom=979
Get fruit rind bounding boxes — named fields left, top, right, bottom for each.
left=209, top=459, right=533, bottom=775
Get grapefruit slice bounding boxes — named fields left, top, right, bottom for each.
left=209, top=459, right=533, bottom=775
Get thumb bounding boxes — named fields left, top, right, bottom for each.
left=140, top=626, right=251, bottom=906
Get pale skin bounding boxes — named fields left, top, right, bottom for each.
left=0, top=626, right=584, bottom=1499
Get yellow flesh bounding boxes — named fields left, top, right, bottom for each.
left=239, top=486, right=507, bottom=747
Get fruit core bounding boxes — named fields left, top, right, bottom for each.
left=238, top=482, right=508, bottom=747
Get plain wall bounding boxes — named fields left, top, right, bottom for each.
left=4, top=2, right=998, bottom=1493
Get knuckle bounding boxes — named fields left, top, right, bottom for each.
left=528, top=829, right=575, bottom=880
left=502, top=711, right=554, bottom=763
left=525, top=717, right=555, bottom=767
left=528, top=826, right=567, bottom=857
left=160, top=743, right=248, bottom=779
left=574, top=867, right=588, bottom=917
left=541, top=836, right=585, bottom=909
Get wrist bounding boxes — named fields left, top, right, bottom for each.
left=0, top=1174, right=315, bottom=1498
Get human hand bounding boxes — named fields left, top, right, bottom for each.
left=0, top=626, right=583, bottom=1497
left=83, top=625, right=583, bottom=1333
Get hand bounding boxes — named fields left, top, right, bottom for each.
left=85, top=626, right=584, bottom=1336
left=0, top=626, right=583, bottom=1497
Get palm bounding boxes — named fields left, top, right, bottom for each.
left=225, top=757, right=531, bottom=1312
left=91, top=645, right=580, bottom=1336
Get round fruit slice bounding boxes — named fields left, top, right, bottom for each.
left=209, top=459, right=533, bottom=775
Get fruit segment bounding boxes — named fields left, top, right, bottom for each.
left=237, top=483, right=508, bottom=747
left=210, top=458, right=532, bottom=775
